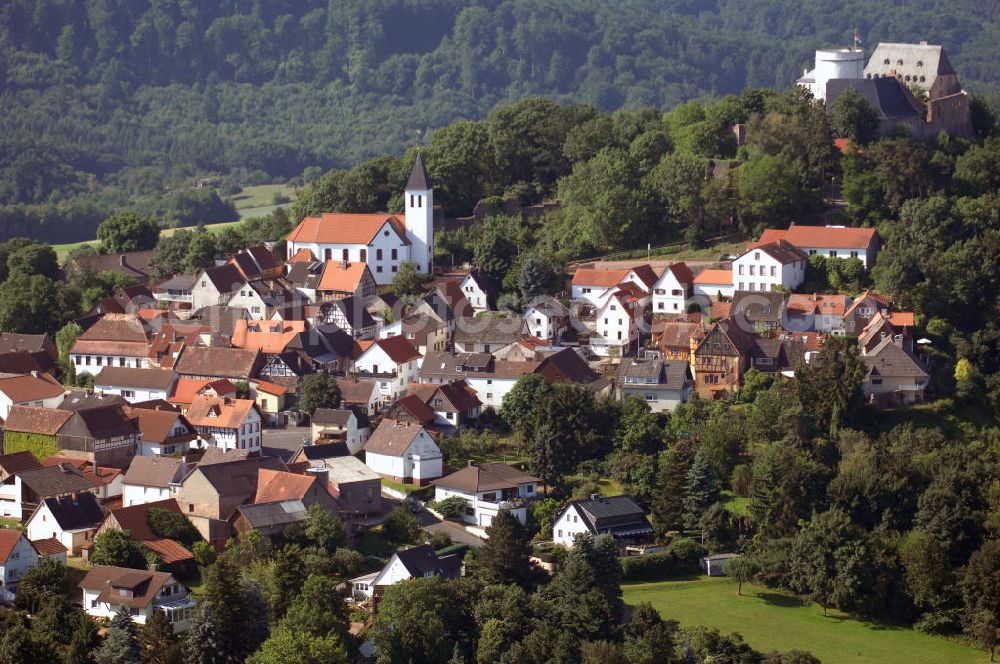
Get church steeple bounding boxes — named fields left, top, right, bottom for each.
left=406, top=152, right=432, bottom=190
left=404, top=153, right=434, bottom=275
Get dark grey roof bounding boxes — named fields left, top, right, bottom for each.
left=405, top=153, right=433, bottom=191
left=60, top=392, right=128, bottom=412
left=618, top=358, right=689, bottom=387
left=235, top=500, right=308, bottom=529
left=569, top=495, right=653, bottom=539
left=40, top=491, right=104, bottom=530
left=154, top=274, right=196, bottom=291
left=395, top=543, right=445, bottom=577
left=453, top=317, right=527, bottom=345
left=194, top=456, right=287, bottom=503
left=298, top=441, right=351, bottom=461
left=19, top=464, right=98, bottom=497
left=731, top=291, right=786, bottom=324
left=863, top=337, right=929, bottom=379
left=312, top=408, right=352, bottom=426
left=0, top=333, right=50, bottom=354
left=201, top=264, right=244, bottom=293
left=755, top=241, right=808, bottom=264
left=95, top=367, right=176, bottom=391
left=825, top=78, right=922, bottom=120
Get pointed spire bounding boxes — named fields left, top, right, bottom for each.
left=405, top=152, right=432, bottom=191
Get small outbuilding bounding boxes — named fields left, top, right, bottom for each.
left=701, top=552, right=740, bottom=576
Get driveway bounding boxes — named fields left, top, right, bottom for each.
left=418, top=509, right=485, bottom=548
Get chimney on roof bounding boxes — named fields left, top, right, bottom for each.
left=467, top=460, right=476, bottom=467
left=590, top=493, right=601, bottom=501
left=341, top=260, right=348, bottom=270
left=30, top=370, right=39, bottom=378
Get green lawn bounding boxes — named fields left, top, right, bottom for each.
left=722, top=490, right=749, bottom=516
left=229, top=184, right=297, bottom=210
left=624, top=577, right=984, bottom=664
left=54, top=219, right=250, bottom=260
left=0, top=518, right=20, bottom=529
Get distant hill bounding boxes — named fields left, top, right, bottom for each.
left=1, top=0, right=998, bottom=209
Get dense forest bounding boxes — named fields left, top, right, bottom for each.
left=2, top=0, right=1000, bottom=241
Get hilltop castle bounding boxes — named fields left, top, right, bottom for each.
left=798, top=40, right=973, bottom=140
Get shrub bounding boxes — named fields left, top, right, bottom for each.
left=666, top=538, right=707, bottom=575
left=383, top=504, right=420, bottom=544
left=432, top=496, right=468, bottom=520
left=147, top=507, right=201, bottom=548
left=620, top=552, right=677, bottom=581
left=192, top=541, right=217, bottom=567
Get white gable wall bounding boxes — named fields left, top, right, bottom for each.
left=553, top=504, right=592, bottom=548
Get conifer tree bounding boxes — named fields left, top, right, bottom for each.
left=652, top=438, right=696, bottom=534
left=472, top=509, right=533, bottom=587
left=138, top=608, right=179, bottom=664
left=682, top=446, right=721, bottom=529
left=94, top=606, right=140, bottom=664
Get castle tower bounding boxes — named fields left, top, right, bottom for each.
left=404, top=153, right=433, bottom=275
left=798, top=48, right=865, bottom=100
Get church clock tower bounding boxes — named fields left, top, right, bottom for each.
left=404, top=153, right=433, bottom=275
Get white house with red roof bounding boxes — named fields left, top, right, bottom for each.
left=750, top=224, right=879, bottom=269
left=733, top=241, right=809, bottom=293
left=70, top=314, right=152, bottom=376
left=0, top=528, right=39, bottom=598
left=571, top=264, right=658, bottom=308
left=352, top=337, right=423, bottom=405
left=693, top=268, right=735, bottom=300
left=0, top=372, right=66, bottom=419
left=285, top=156, right=434, bottom=285
left=651, top=263, right=695, bottom=315
left=592, top=288, right=645, bottom=357
left=185, top=396, right=262, bottom=453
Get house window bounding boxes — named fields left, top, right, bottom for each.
left=486, top=393, right=493, bottom=400
left=376, top=249, right=383, bottom=260
left=738, top=265, right=744, bottom=275
left=324, top=249, right=332, bottom=260
left=749, top=265, right=755, bottom=276
left=122, top=390, right=135, bottom=399
left=377, top=266, right=383, bottom=273
left=391, top=249, right=398, bottom=260
left=770, top=266, right=776, bottom=277
left=342, top=249, right=349, bottom=261
left=850, top=251, right=859, bottom=258
left=610, top=304, right=617, bottom=311
left=360, top=249, right=367, bottom=262
left=658, top=303, right=664, bottom=310
left=829, top=251, right=837, bottom=257
left=96, top=356, right=103, bottom=366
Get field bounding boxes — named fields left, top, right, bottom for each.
left=623, top=577, right=983, bottom=664
left=51, top=184, right=296, bottom=260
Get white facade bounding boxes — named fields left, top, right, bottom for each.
left=798, top=244, right=875, bottom=270
left=432, top=483, right=535, bottom=528
left=227, top=282, right=271, bottom=319
left=462, top=375, right=519, bottom=411
left=0, top=533, right=39, bottom=593
left=0, top=389, right=65, bottom=420
left=71, top=354, right=149, bottom=377
left=693, top=278, right=735, bottom=300
left=195, top=407, right=262, bottom=453
left=353, top=345, right=422, bottom=405
left=798, top=48, right=865, bottom=100
left=459, top=274, right=491, bottom=313
left=25, top=502, right=97, bottom=556
left=82, top=575, right=195, bottom=631
left=405, top=182, right=433, bottom=278
left=570, top=284, right=606, bottom=308
left=523, top=305, right=567, bottom=342
left=123, top=483, right=176, bottom=508
left=290, top=229, right=410, bottom=287
left=619, top=382, right=691, bottom=413
left=95, top=382, right=175, bottom=405
left=138, top=420, right=197, bottom=457
left=553, top=504, right=593, bottom=548
left=0, top=475, right=24, bottom=519
left=365, top=428, right=443, bottom=482
left=652, top=268, right=689, bottom=315
left=733, top=248, right=806, bottom=293
left=593, top=295, right=642, bottom=358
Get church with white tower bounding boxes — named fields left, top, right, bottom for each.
left=285, top=154, right=435, bottom=286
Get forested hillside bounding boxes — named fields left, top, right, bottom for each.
left=2, top=0, right=1000, bottom=242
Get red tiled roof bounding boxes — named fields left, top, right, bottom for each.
left=318, top=261, right=371, bottom=292
left=888, top=311, right=915, bottom=327
left=750, top=225, right=877, bottom=251
left=253, top=380, right=288, bottom=396
left=0, top=373, right=64, bottom=403
left=693, top=269, right=733, bottom=285
left=3, top=405, right=72, bottom=435
left=662, top=261, right=695, bottom=285
left=30, top=537, right=67, bottom=557
left=231, top=320, right=306, bottom=354
left=168, top=378, right=237, bottom=406
left=371, top=337, right=421, bottom=364
left=572, top=267, right=630, bottom=288
left=254, top=468, right=317, bottom=503
left=186, top=396, right=258, bottom=430
left=0, top=528, right=25, bottom=562
left=288, top=248, right=316, bottom=263
left=287, top=213, right=409, bottom=245
left=143, top=538, right=194, bottom=564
